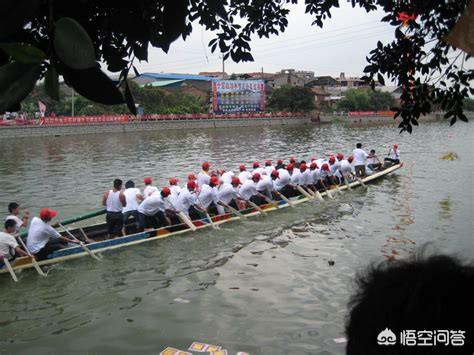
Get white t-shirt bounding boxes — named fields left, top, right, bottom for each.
left=218, top=183, right=238, bottom=204
left=390, top=148, right=400, bottom=160
left=274, top=168, right=291, bottom=191
left=330, top=162, right=342, bottom=178
left=340, top=160, right=352, bottom=174
left=175, top=188, right=198, bottom=215
left=353, top=148, right=368, bottom=166
left=221, top=171, right=234, bottom=184
left=311, top=168, right=321, bottom=183
left=300, top=170, right=313, bottom=185
left=27, top=217, right=62, bottom=254
left=138, top=194, right=166, bottom=216
left=123, top=187, right=141, bottom=213
left=168, top=185, right=181, bottom=208
left=239, top=180, right=258, bottom=200
left=143, top=185, right=158, bottom=199
left=238, top=170, right=252, bottom=184
left=198, top=184, right=218, bottom=209
left=264, top=166, right=275, bottom=175
left=252, top=167, right=265, bottom=176
left=0, top=231, right=19, bottom=259
left=197, top=171, right=210, bottom=187
left=290, top=168, right=301, bottom=185
left=367, top=155, right=378, bottom=165
left=5, top=215, right=23, bottom=233
left=256, top=175, right=273, bottom=193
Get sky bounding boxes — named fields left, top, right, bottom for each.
left=135, top=2, right=397, bottom=78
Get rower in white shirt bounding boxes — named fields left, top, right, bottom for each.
left=239, top=173, right=268, bottom=206
left=252, top=161, right=265, bottom=176
left=238, top=164, right=252, bottom=184
left=143, top=177, right=158, bottom=199
left=309, top=162, right=321, bottom=189
left=221, top=170, right=234, bottom=184
left=273, top=167, right=294, bottom=197
left=352, top=143, right=369, bottom=177
left=299, top=163, right=313, bottom=187
left=256, top=172, right=274, bottom=199
left=122, top=180, right=143, bottom=235
left=218, top=177, right=242, bottom=211
left=340, top=157, right=354, bottom=183
left=385, top=144, right=400, bottom=165
left=288, top=163, right=302, bottom=186
left=198, top=176, right=220, bottom=215
left=26, top=208, right=79, bottom=260
left=319, top=163, right=332, bottom=190
left=5, top=202, right=29, bottom=234
left=0, top=219, right=27, bottom=264
left=137, top=187, right=171, bottom=231
left=328, top=155, right=342, bottom=184
left=197, top=161, right=211, bottom=187
left=175, top=180, right=203, bottom=220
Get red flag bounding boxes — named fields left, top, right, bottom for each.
left=38, top=100, right=46, bottom=113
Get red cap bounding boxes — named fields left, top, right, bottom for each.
left=271, top=170, right=279, bottom=177
left=277, top=159, right=283, bottom=165
left=144, top=177, right=152, bottom=184
left=336, top=153, right=344, bottom=160
left=348, top=155, right=354, bottom=163
left=188, top=173, right=197, bottom=181
left=187, top=180, right=197, bottom=189
left=265, top=160, right=272, bottom=166
left=287, top=163, right=294, bottom=171
left=253, top=161, right=260, bottom=168
left=393, top=144, right=398, bottom=149
left=289, top=157, right=296, bottom=164
left=300, top=163, right=307, bottom=171
left=329, top=156, right=336, bottom=163
left=310, top=162, right=318, bottom=169
left=40, top=208, right=57, bottom=220
left=231, top=177, right=240, bottom=185
left=239, top=164, right=246, bottom=171
left=169, top=177, right=178, bottom=185
left=202, top=162, right=210, bottom=170
left=252, top=172, right=261, bottom=181
left=210, top=176, right=220, bottom=185
left=322, top=163, right=329, bottom=171
left=161, top=187, right=171, bottom=197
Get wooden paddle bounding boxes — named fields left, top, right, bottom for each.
left=16, top=236, right=47, bottom=277
left=343, top=174, right=352, bottom=190
left=59, top=223, right=101, bottom=261
left=320, top=180, right=334, bottom=199
left=274, top=191, right=295, bottom=207
left=204, top=210, right=219, bottom=229
left=311, top=187, right=325, bottom=202
left=357, top=176, right=367, bottom=190
left=167, top=200, right=197, bottom=231
left=247, top=200, right=266, bottom=215
left=296, top=185, right=314, bottom=201
left=2, top=258, right=18, bottom=282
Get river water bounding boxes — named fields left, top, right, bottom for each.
left=0, top=121, right=472, bottom=354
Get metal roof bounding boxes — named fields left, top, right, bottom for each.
left=138, top=73, right=214, bottom=81
left=141, top=79, right=185, bottom=87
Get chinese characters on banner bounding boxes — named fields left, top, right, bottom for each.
left=212, top=80, right=265, bottom=114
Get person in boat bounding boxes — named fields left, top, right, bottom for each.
left=238, top=164, right=252, bottom=184
left=264, top=160, right=274, bottom=175
left=5, top=202, right=29, bottom=234
left=287, top=163, right=302, bottom=197
left=137, top=187, right=172, bottom=231
left=220, top=170, right=234, bottom=184
left=273, top=165, right=294, bottom=198
left=26, top=208, right=79, bottom=260
left=143, top=177, right=158, bottom=199
left=309, top=162, right=321, bottom=191
left=122, top=180, right=143, bottom=235
left=256, top=171, right=274, bottom=200
left=102, top=179, right=126, bottom=238
left=0, top=219, right=27, bottom=266
left=319, top=163, right=332, bottom=191
left=188, top=173, right=197, bottom=182
left=328, top=155, right=342, bottom=185
left=353, top=143, right=369, bottom=177
left=275, top=159, right=285, bottom=170
left=175, top=180, right=205, bottom=221
left=218, top=176, right=242, bottom=211
left=385, top=144, right=400, bottom=165
left=299, top=163, right=314, bottom=190
left=168, top=177, right=181, bottom=208
left=197, top=176, right=220, bottom=216
left=239, top=173, right=268, bottom=206
left=367, top=149, right=382, bottom=171
left=340, top=156, right=355, bottom=183
left=198, top=162, right=211, bottom=187
left=252, top=161, right=265, bottom=176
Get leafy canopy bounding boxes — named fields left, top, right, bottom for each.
left=268, top=86, right=316, bottom=112
left=0, top=0, right=472, bottom=132
left=337, top=88, right=395, bottom=111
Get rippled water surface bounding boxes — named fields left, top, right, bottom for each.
left=0, top=122, right=473, bottom=354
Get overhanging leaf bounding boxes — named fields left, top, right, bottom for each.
left=0, top=61, right=41, bottom=112
left=0, top=43, right=46, bottom=64
left=54, top=17, right=96, bottom=70
left=62, top=65, right=124, bottom=105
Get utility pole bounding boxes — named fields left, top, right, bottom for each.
left=261, top=66, right=264, bottom=79
left=222, top=56, right=225, bottom=79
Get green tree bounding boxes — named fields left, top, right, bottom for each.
left=268, top=86, right=315, bottom=112
left=0, top=1, right=471, bottom=132
left=337, top=89, right=394, bottom=111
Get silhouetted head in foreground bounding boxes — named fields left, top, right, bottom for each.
left=345, top=253, right=474, bottom=355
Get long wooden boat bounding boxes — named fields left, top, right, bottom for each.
left=1, top=163, right=402, bottom=276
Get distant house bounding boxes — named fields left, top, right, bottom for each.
left=199, top=71, right=228, bottom=79
left=269, top=69, right=307, bottom=89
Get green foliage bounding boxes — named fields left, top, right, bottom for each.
left=337, top=89, right=395, bottom=111
left=464, top=98, right=474, bottom=111
left=267, top=86, right=315, bottom=112
left=19, top=82, right=208, bottom=117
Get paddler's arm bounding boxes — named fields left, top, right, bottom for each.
left=14, top=246, right=28, bottom=257
left=119, top=191, right=126, bottom=206
left=102, top=191, right=109, bottom=206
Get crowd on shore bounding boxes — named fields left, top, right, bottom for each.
left=1, top=143, right=400, bottom=264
